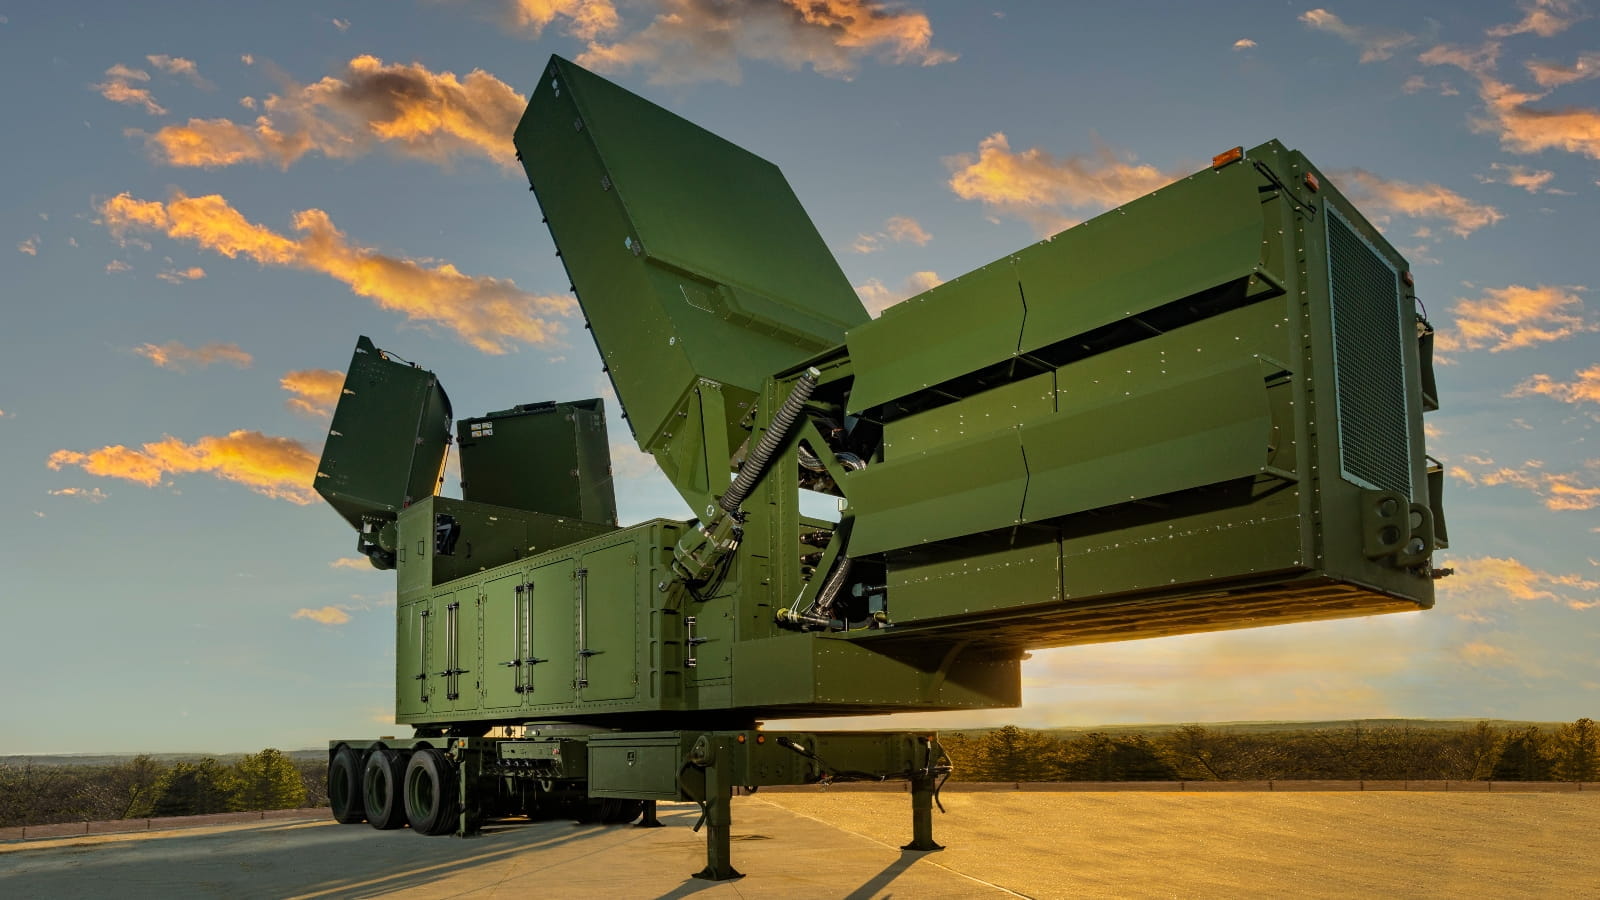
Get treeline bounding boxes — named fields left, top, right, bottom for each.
left=0, top=749, right=328, bottom=829
left=940, top=719, right=1600, bottom=783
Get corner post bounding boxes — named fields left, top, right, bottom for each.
left=636, top=799, right=663, bottom=828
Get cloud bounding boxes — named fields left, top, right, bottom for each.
left=133, top=340, right=254, bottom=371
left=1459, top=639, right=1513, bottom=666
left=17, top=236, right=38, bottom=256
left=1331, top=168, right=1503, bottom=237
left=1511, top=363, right=1600, bottom=408
left=1526, top=53, right=1600, bottom=87
left=470, top=0, right=621, bottom=40
left=1479, top=162, right=1558, bottom=193
left=140, top=55, right=525, bottom=171
left=105, top=260, right=133, bottom=273
left=856, top=269, right=942, bottom=315
left=47, top=487, right=109, bottom=502
left=1440, top=555, right=1600, bottom=611
left=1298, top=8, right=1414, bottom=62
left=850, top=214, right=932, bottom=253
left=947, top=133, right=1180, bottom=235
left=330, top=557, right=372, bottom=570
left=1432, top=283, right=1591, bottom=353
left=292, top=606, right=352, bottom=625
left=156, top=265, right=207, bottom=283
left=1487, top=0, right=1584, bottom=38
left=332, top=17, right=351, bottom=31
left=576, top=0, right=955, bottom=85
left=146, top=54, right=209, bottom=87
left=98, top=191, right=574, bottom=353
left=95, top=63, right=166, bottom=115
left=1423, top=42, right=1600, bottom=161
left=1401, top=74, right=1461, bottom=96
left=48, top=430, right=320, bottom=504
left=280, top=368, right=345, bottom=417
left=1232, top=38, right=1257, bottom=50
left=1450, top=456, right=1600, bottom=511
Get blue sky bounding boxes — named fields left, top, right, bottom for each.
left=1, top=0, right=1596, bottom=753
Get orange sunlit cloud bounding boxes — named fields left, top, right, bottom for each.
left=292, top=606, right=352, bottom=625
left=47, top=487, right=109, bottom=502
left=48, top=430, right=320, bottom=505
left=280, top=369, right=345, bottom=418
left=576, top=0, right=954, bottom=85
left=1525, top=53, right=1600, bottom=87
left=140, top=55, right=525, bottom=170
left=1432, top=283, right=1591, bottom=353
left=947, top=133, right=1179, bottom=235
left=1423, top=41, right=1600, bottom=161
left=1512, top=363, right=1600, bottom=408
left=1450, top=456, right=1600, bottom=511
left=856, top=270, right=941, bottom=316
left=156, top=266, right=207, bottom=283
left=850, top=214, right=932, bottom=254
left=1299, top=8, right=1414, bottom=62
left=1480, top=162, right=1559, bottom=193
left=1439, top=554, right=1600, bottom=612
left=486, top=0, right=621, bottom=39
left=146, top=54, right=209, bottom=87
left=18, top=236, right=39, bottom=256
left=95, top=63, right=166, bottom=116
left=133, top=340, right=254, bottom=371
left=1487, top=0, right=1584, bottom=38
left=330, top=557, right=373, bottom=570
left=98, top=191, right=574, bottom=353
left=1332, top=168, right=1503, bottom=237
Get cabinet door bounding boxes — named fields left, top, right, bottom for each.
left=481, top=573, right=524, bottom=710
left=395, top=600, right=429, bottom=718
left=578, top=543, right=637, bottom=702
left=426, top=588, right=479, bottom=714
left=526, top=560, right=576, bottom=704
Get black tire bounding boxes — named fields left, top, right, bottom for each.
left=328, top=745, right=365, bottom=824
left=363, top=746, right=407, bottom=830
left=602, top=798, right=644, bottom=825
left=404, top=748, right=460, bottom=836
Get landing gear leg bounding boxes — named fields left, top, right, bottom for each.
left=902, top=772, right=943, bottom=852
left=692, top=745, right=743, bottom=881
left=636, top=799, right=663, bottom=828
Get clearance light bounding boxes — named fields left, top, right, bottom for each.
left=1303, top=171, right=1320, bottom=192
left=756, top=735, right=766, bottom=744
left=1212, top=146, right=1244, bottom=169
left=736, top=734, right=747, bottom=743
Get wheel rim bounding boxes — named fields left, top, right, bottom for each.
left=408, top=764, right=436, bottom=818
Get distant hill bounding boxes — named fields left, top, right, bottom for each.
left=1, top=749, right=327, bottom=768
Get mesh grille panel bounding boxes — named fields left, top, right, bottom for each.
left=1328, top=209, right=1410, bottom=494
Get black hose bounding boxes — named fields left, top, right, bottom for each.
left=721, top=367, right=819, bottom=514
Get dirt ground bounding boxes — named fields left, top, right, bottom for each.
left=759, top=790, right=1600, bottom=899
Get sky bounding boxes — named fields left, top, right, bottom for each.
left=1, top=0, right=1597, bottom=754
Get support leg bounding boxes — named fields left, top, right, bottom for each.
left=693, top=746, right=743, bottom=881
left=902, top=773, right=943, bottom=852
left=636, top=799, right=663, bottom=828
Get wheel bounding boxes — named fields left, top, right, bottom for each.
left=328, top=745, right=365, bottom=824
left=403, top=748, right=460, bottom=836
left=602, top=799, right=644, bottom=825
left=363, top=746, right=407, bottom=830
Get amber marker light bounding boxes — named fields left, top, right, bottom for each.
left=1212, top=146, right=1244, bottom=169
left=736, top=734, right=747, bottom=743
left=1402, top=271, right=1415, bottom=287
left=1304, top=171, right=1320, bottom=192
left=756, top=735, right=765, bottom=744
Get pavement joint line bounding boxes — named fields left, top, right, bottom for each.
left=281, top=828, right=593, bottom=900
left=747, top=797, right=1034, bottom=899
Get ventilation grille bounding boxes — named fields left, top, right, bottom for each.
left=1327, top=208, right=1410, bottom=494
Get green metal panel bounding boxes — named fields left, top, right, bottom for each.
left=730, top=635, right=1022, bottom=712
left=314, top=336, right=452, bottom=529
left=847, top=260, right=1025, bottom=413
left=395, top=600, right=427, bottom=719
left=888, top=529, right=1060, bottom=623
left=394, top=497, right=614, bottom=604
left=480, top=572, right=523, bottom=710
left=587, top=733, right=691, bottom=799
left=458, top=399, right=618, bottom=525
left=848, top=423, right=1029, bottom=556
left=882, top=371, right=1054, bottom=458
left=1020, top=358, right=1272, bottom=523
left=527, top=559, right=577, bottom=705
left=576, top=543, right=638, bottom=702
left=1014, top=161, right=1272, bottom=356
